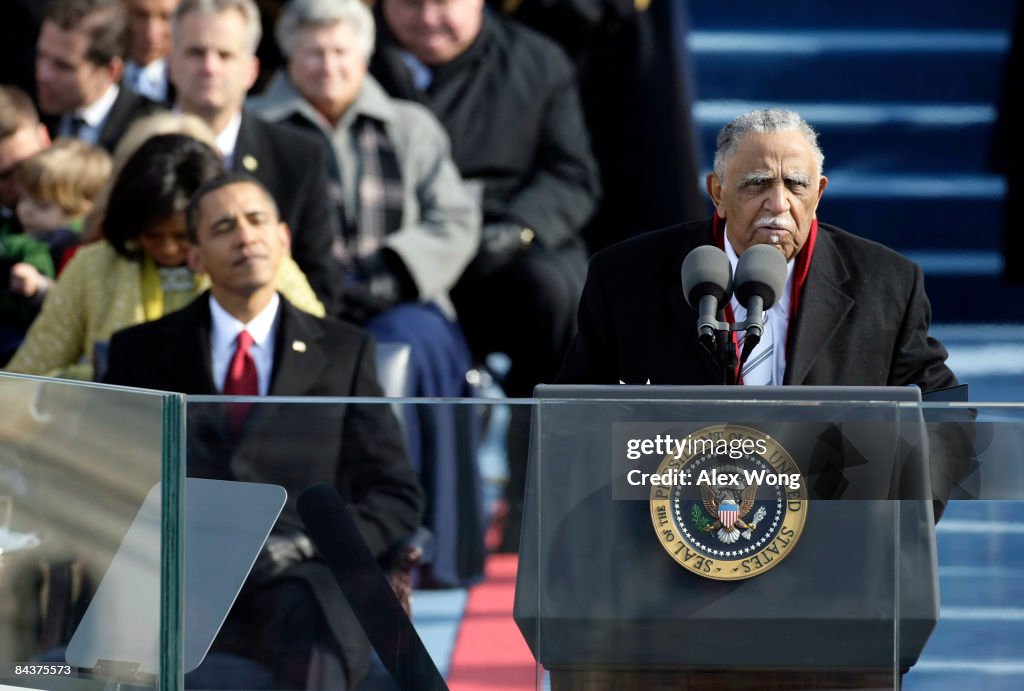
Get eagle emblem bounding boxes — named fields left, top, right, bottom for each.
left=649, top=425, right=807, bottom=580
left=698, top=466, right=765, bottom=544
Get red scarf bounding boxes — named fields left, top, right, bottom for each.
left=711, top=215, right=818, bottom=382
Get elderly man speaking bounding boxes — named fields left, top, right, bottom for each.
left=557, top=108, right=957, bottom=394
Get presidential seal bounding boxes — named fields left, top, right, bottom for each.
left=649, top=424, right=807, bottom=581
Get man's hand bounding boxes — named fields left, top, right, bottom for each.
left=337, top=251, right=415, bottom=324
left=250, top=531, right=315, bottom=583
left=473, top=222, right=535, bottom=275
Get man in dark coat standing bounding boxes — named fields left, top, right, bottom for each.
left=105, top=173, right=424, bottom=689
left=558, top=108, right=957, bottom=393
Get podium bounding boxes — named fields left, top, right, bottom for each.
left=514, top=386, right=942, bottom=690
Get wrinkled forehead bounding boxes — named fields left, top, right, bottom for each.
left=723, top=130, right=819, bottom=178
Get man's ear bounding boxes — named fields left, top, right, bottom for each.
left=278, top=222, right=292, bottom=251
left=243, top=55, right=260, bottom=92
left=706, top=173, right=726, bottom=219
left=816, top=175, right=829, bottom=204
left=187, top=244, right=204, bottom=274
left=107, top=57, right=124, bottom=85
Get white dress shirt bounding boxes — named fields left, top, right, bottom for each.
left=214, top=112, right=244, bottom=169
left=209, top=293, right=280, bottom=396
left=724, top=226, right=795, bottom=385
left=124, top=59, right=169, bottom=102
left=60, top=83, right=120, bottom=145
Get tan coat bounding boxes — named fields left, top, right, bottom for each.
left=5, top=242, right=325, bottom=380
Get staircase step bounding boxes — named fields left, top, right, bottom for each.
left=696, top=101, right=996, bottom=172
left=690, top=31, right=1009, bottom=103
left=688, top=2, right=1017, bottom=30
left=815, top=172, right=1004, bottom=251
left=924, top=274, right=1024, bottom=322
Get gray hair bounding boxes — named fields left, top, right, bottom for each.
left=712, top=109, right=825, bottom=180
left=173, top=0, right=263, bottom=56
left=276, top=0, right=375, bottom=61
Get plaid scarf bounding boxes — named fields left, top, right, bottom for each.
left=335, top=116, right=404, bottom=267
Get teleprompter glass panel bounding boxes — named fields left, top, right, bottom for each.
left=0, top=372, right=183, bottom=690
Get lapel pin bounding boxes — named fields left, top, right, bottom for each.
left=292, top=340, right=307, bottom=353
left=242, top=155, right=258, bottom=172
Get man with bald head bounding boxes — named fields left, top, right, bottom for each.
left=557, top=108, right=956, bottom=393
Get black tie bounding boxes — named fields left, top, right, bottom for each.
left=68, top=115, right=86, bottom=138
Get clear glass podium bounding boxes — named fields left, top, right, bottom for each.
left=515, top=386, right=1014, bottom=691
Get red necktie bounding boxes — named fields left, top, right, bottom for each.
left=223, top=330, right=258, bottom=434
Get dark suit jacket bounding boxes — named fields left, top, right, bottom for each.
left=43, top=85, right=159, bottom=154
left=234, top=112, right=342, bottom=312
left=557, top=217, right=957, bottom=391
left=103, top=293, right=423, bottom=682
left=370, top=11, right=600, bottom=258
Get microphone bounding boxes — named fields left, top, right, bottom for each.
left=734, top=244, right=788, bottom=360
left=297, top=484, right=447, bottom=691
left=681, top=245, right=733, bottom=351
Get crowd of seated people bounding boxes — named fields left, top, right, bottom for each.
left=0, top=0, right=606, bottom=684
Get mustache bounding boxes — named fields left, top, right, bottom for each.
left=754, top=216, right=795, bottom=231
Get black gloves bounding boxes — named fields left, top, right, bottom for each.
left=338, top=250, right=417, bottom=324
left=471, top=222, right=536, bottom=276
left=250, top=530, right=315, bottom=583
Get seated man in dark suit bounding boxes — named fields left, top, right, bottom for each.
left=558, top=108, right=957, bottom=392
left=104, top=172, right=424, bottom=689
left=35, top=0, right=159, bottom=152
left=170, top=0, right=343, bottom=312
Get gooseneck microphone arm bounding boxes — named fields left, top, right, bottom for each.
left=682, top=243, right=788, bottom=383
left=733, top=244, right=788, bottom=368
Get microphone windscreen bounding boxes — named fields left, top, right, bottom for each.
left=681, top=245, right=732, bottom=308
left=735, top=244, right=788, bottom=309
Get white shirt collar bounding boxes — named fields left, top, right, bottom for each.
left=208, top=292, right=280, bottom=395
left=723, top=224, right=795, bottom=386
left=214, top=112, right=244, bottom=169
left=125, top=59, right=168, bottom=102
left=62, top=83, right=120, bottom=144
left=400, top=51, right=434, bottom=91
left=77, top=83, right=120, bottom=128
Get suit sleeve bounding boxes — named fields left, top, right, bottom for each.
left=888, top=262, right=958, bottom=392
left=502, top=48, right=601, bottom=250
left=555, top=253, right=617, bottom=384
left=337, top=333, right=425, bottom=557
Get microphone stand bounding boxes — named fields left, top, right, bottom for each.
left=700, top=311, right=766, bottom=386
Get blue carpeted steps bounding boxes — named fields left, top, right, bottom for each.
left=687, top=4, right=1022, bottom=322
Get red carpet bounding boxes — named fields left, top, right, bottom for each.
left=446, top=554, right=536, bottom=690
